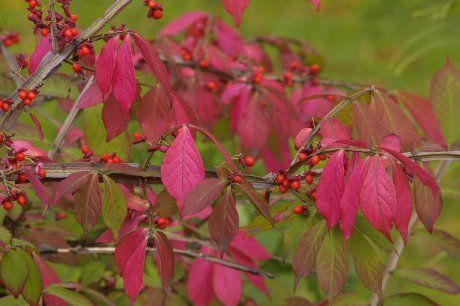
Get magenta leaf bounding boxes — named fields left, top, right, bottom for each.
left=413, top=176, right=442, bottom=232
left=187, top=257, right=215, bottom=306
left=316, top=150, right=345, bottom=228
left=380, top=134, right=401, bottom=152
left=161, top=126, right=205, bottom=209
left=230, top=249, right=269, bottom=296
left=32, top=254, right=66, bottom=306
left=359, top=156, right=397, bottom=240
left=213, top=260, right=242, bottom=306
left=55, top=171, right=91, bottom=202
left=115, top=228, right=148, bottom=277
left=390, top=160, right=412, bottom=242
left=153, top=231, right=175, bottom=294
left=238, top=94, right=269, bottom=150
left=124, top=232, right=148, bottom=303
left=112, top=35, right=137, bottom=111
left=137, top=86, right=172, bottom=144
left=95, top=36, right=119, bottom=98
left=25, top=167, right=52, bottom=209
left=221, top=0, right=250, bottom=27
left=78, top=82, right=104, bottom=109
left=158, top=11, right=208, bottom=37
left=230, top=231, right=271, bottom=261
left=182, top=178, right=226, bottom=217
left=310, top=0, right=320, bottom=12
left=102, top=94, right=131, bottom=141
left=29, top=35, right=52, bottom=75
left=208, top=186, right=239, bottom=256
left=28, top=113, right=44, bottom=141
left=294, top=128, right=312, bottom=149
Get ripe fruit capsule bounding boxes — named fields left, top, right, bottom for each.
left=27, top=91, right=36, bottom=100
left=156, top=217, right=168, bottom=229
left=38, top=169, right=46, bottom=179
left=2, top=103, right=9, bottom=112
left=72, top=63, right=82, bottom=73
left=233, top=175, right=243, bottom=184
left=81, top=146, right=89, bottom=155
left=293, top=205, right=304, bottom=214
left=29, top=0, right=38, bottom=9
left=64, top=29, right=73, bottom=38
left=79, top=46, right=90, bottom=56
left=15, top=152, right=26, bottom=161
left=17, top=195, right=26, bottom=206
left=282, top=179, right=290, bottom=189
left=311, top=191, right=317, bottom=200
left=199, top=59, right=209, bottom=68
left=112, top=156, right=121, bottom=163
left=19, top=90, right=28, bottom=100
left=278, top=185, right=288, bottom=194
left=152, top=9, right=163, bottom=20
left=298, top=152, right=307, bottom=162
left=3, top=201, right=13, bottom=211
left=71, top=14, right=78, bottom=21
left=55, top=212, right=67, bottom=220
left=17, top=173, right=27, bottom=183
left=310, top=64, right=320, bottom=75
left=290, top=180, right=301, bottom=190
left=275, top=174, right=285, bottom=185
left=305, top=175, right=313, bottom=185
left=148, top=0, right=157, bottom=8
left=101, top=153, right=110, bottom=163
left=205, top=81, right=217, bottom=91
left=244, top=156, right=255, bottom=167
left=310, top=156, right=320, bottom=166
left=133, top=132, right=141, bottom=139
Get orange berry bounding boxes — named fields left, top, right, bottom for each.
left=290, top=180, right=301, bottom=190
left=81, top=146, right=89, bottom=155
left=233, top=175, right=243, bottom=184
left=305, top=175, right=313, bottom=185
left=23, top=99, right=32, bottom=106
left=275, top=174, right=285, bottom=185
left=318, top=154, right=327, bottom=160
left=17, top=173, right=27, bottom=183
left=17, top=195, right=26, bottom=206
left=41, top=28, right=49, bottom=37
left=3, top=201, right=13, bottom=211
left=19, top=90, right=28, bottom=100
left=2, top=104, right=10, bottom=112
left=152, top=9, right=163, bottom=20
left=38, top=169, right=46, bottom=178
left=293, top=205, right=304, bottom=214
left=101, top=153, right=110, bottom=163
left=310, top=156, right=320, bottom=166
left=27, top=91, right=36, bottom=100
left=279, top=185, right=288, bottom=194
left=244, top=156, right=255, bottom=167
left=311, top=191, right=317, bottom=201
left=15, top=152, right=26, bottom=161
left=298, top=152, right=307, bottom=162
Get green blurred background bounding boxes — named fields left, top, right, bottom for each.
left=1, top=0, right=460, bottom=305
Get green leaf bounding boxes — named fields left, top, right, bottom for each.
left=348, top=230, right=384, bottom=298
left=430, top=59, right=460, bottom=146
left=0, top=295, right=29, bottom=306
left=429, top=229, right=460, bottom=258
left=316, top=229, right=348, bottom=300
left=81, top=260, right=105, bottom=286
left=332, top=293, right=368, bottom=306
left=395, top=268, right=460, bottom=294
left=0, top=226, right=12, bottom=244
left=385, top=293, right=438, bottom=306
left=0, top=249, right=29, bottom=298
left=292, top=220, right=327, bottom=289
left=44, top=284, right=93, bottom=306
left=16, top=249, right=42, bottom=306
left=83, top=105, right=131, bottom=160
left=355, top=215, right=393, bottom=252
left=102, top=174, right=127, bottom=239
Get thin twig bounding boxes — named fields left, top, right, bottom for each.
left=48, top=76, right=94, bottom=159
left=48, top=0, right=59, bottom=53
left=39, top=246, right=274, bottom=278
left=0, top=44, right=21, bottom=86
left=368, top=161, right=451, bottom=305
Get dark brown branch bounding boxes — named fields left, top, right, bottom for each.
left=39, top=246, right=274, bottom=278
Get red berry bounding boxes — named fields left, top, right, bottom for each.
left=148, top=0, right=157, bottom=8
left=38, top=169, right=46, bottom=178
left=293, top=205, right=304, bottom=214
left=79, top=46, right=90, bottom=56
left=282, top=179, right=290, bottom=189
left=305, top=175, right=313, bottom=185
left=310, top=156, right=320, bottom=166
left=55, top=212, right=67, bottom=220
left=71, top=14, right=78, bottom=21
left=290, top=180, right=301, bottom=190
left=205, top=81, right=217, bottom=91
left=27, top=91, right=36, bottom=100
left=19, top=90, right=28, bottom=100
left=133, top=132, right=141, bottom=140
left=298, top=152, right=307, bottom=162
left=156, top=217, right=168, bottom=229
left=72, top=63, right=82, bottom=73
left=275, top=174, right=285, bottom=185
left=152, top=9, right=163, bottom=20
left=199, top=59, right=209, bottom=68
left=70, top=28, right=78, bottom=37
left=3, top=201, right=13, bottom=211
left=318, top=154, right=327, bottom=160
left=40, top=28, right=49, bottom=37
left=29, top=0, right=38, bottom=9
left=101, top=153, right=110, bottom=163
left=310, top=64, right=320, bottom=75
left=17, top=173, right=27, bottom=183
left=64, top=29, right=73, bottom=38
left=278, top=185, right=288, bottom=194
left=290, top=61, right=300, bottom=70
left=2, top=103, right=10, bottom=112
left=311, top=191, right=317, bottom=201
left=17, top=195, right=26, bottom=206
left=15, top=152, right=26, bottom=161
left=81, top=146, right=89, bottom=155
left=244, top=156, right=255, bottom=167
left=112, top=156, right=121, bottom=163
left=23, top=99, right=32, bottom=106
left=233, top=175, right=243, bottom=184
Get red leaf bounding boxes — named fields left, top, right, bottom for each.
left=171, top=91, right=198, bottom=126
left=161, top=126, right=205, bottom=209
left=316, top=151, right=345, bottom=228
left=102, top=94, right=131, bottom=141
left=55, top=171, right=91, bottom=202
left=230, top=231, right=271, bottom=261
left=182, top=178, right=226, bottom=217
left=359, top=156, right=397, bottom=240
left=380, top=134, right=401, bottom=152
left=78, top=82, right=104, bottom=109
left=138, top=87, right=173, bottom=144
left=294, top=128, right=313, bottom=149
left=213, top=260, right=242, bottom=306
left=391, top=160, right=412, bottom=242
left=340, top=157, right=368, bottom=239
left=25, top=167, right=52, bottom=209
left=132, top=33, right=171, bottom=90
left=187, top=257, right=215, bottom=306
left=221, top=0, right=250, bottom=27
left=209, top=186, right=239, bottom=256
left=29, top=113, right=44, bottom=141
left=95, top=35, right=119, bottom=98
left=310, top=0, right=320, bottom=11
left=213, top=20, right=245, bottom=57
left=32, top=254, right=66, bottom=306
left=230, top=250, right=269, bottom=296
left=158, top=12, right=208, bottom=37
left=115, top=228, right=148, bottom=277
left=124, top=232, right=148, bottom=303
left=153, top=231, right=175, bottom=294
left=413, top=176, right=442, bottom=232
left=112, top=35, right=137, bottom=111
left=238, top=94, right=269, bottom=149
left=29, top=35, right=52, bottom=74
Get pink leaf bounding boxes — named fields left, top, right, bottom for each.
left=230, top=231, right=271, bottom=261
left=112, top=35, right=137, bottom=111
left=124, top=232, right=148, bottom=303
left=11, top=140, right=48, bottom=159
left=95, top=36, right=119, bottom=98
left=28, top=113, right=44, bottom=141
left=213, top=20, right=245, bottom=56
left=359, top=156, right=397, bottom=240
left=294, top=128, right=312, bottom=150
left=391, top=160, right=412, bottom=243
left=316, top=151, right=345, bottom=228
left=32, top=254, right=66, bottom=306
left=187, top=258, right=215, bottom=306
left=310, top=0, right=320, bottom=11
left=413, top=176, right=442, bottom=232
left=213, top=261, right=242, bottom=306
left=238, top=95, right=269, bottom=149
left=158, top=12, right=208, bottom=37
left=340, top=157, right=368, bottom=239
left=78, top=82, right=104, bottom=109
left=102, top=94, right=131, bottom=141
left=55, top=171, right=91, bottom=202
left=115, top=228, right=148, bottom=277
left=171, top=91, right=198, bottom=126
left=25, top=167, right=52, bottom=209
left=153, top=232, right=175, bottom=294
left=29, top=35, right=52, bottom=75
left=230, top=250, right=269, bottom=296
left=137, top=87, right=172, bottom=144
left=161, top=126, right=205, bottom=209
left=380, top=134, right=401, bottom=152
left=221, top=0, right=250, bottom=27
left=182, top=178, right=226, bottom=217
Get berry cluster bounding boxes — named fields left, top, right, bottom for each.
left=1, top=192, right=27, bottom=211
left=283, top=61, right=321, bottom=87
left=0, top=99, right=12, bottom=112
left=144, top=1, right=164, bottom=20
left=1, top=32, right=20, bottom=47
left=80, top=146, right=122, bottom=163
left=16, top=54, right=29, bottom=69
left=275, top=173, right=301, bottom=193
left=18, top=88, right=38, bottom=106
